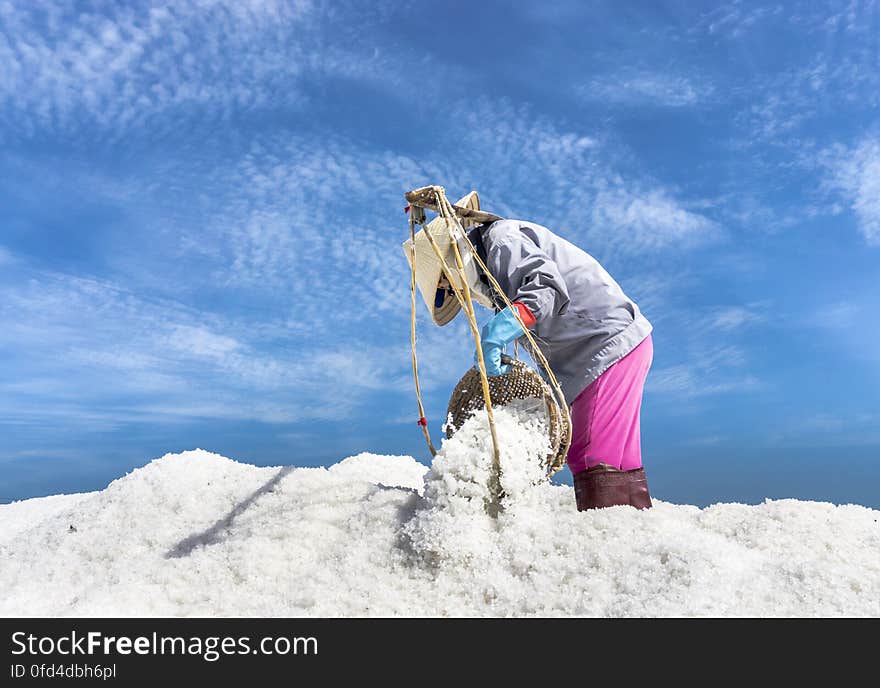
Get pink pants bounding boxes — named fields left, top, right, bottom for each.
left=566, top=335, right=653, bottom=474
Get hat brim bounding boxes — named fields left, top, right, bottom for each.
left=402, top=191, right=481, bottom=326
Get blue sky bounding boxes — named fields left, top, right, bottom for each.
left=1, top=0, right=878, bottom=507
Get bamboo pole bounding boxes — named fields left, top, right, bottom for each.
left=408, top=213, right=437, bottom=457
left=433, top=189, right=504, bottom=511
left=406, top=186, right=502, bottom=226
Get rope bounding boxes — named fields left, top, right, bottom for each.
left=409, top=212, right=437, bottom=457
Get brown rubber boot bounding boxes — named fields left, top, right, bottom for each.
left=573, top=463, right=630, bottom=510
left=573, top=464, right=653, bottom=511
left=626, top=467, right=652, bottom=510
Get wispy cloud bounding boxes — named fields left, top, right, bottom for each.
left=1, top=64, right=723, bottom=437
left=733, top=51, right=879, bottom=148
left=698, top=2, right=784, bottom=38
left=166, top=325, right=242, bottom=359
left=166, top=95, right=719, bottom=332
left=822, top=135, right=880, bottom=246
left=588, top=186, right=719, bottom=253
left=580, top=72, right=712, bottom=107
left=0, top=1, right=424, bottom=144
left=0, top=2, right=310, bottom=138
left=809, top=301, right=861, bottom=330
left=430, top=97, right=719, bottom=261
left=709, top=304, right=766, bottom=331
left=4, top=0, right=875, bottom=484
left=0, top=269, right=419, bottom=428
left=645, top=308, right=766, bottom=399
left=649, top=365, right=762, bottom=397
left=768, top=411, right=880, bottom=447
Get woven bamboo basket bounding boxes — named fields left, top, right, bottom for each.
left=445, top=356, right=570, bottom=476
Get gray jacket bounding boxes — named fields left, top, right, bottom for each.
left=467, top=219, right=652, bottom=405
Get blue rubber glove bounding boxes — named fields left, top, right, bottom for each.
left=474, top=306, right=524, bottom=376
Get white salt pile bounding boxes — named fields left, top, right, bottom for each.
left=1, top=407, right=878, bottom=617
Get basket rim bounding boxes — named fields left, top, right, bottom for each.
left=445, top=359, right=570, bottom=475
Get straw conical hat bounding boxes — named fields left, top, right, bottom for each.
left=402, top=191, right=493, bottom=326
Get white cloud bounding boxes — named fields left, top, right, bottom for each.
left=715, top=5, right=879, bottom=152
left=618, top=272, right=680, bottom=322
left=825, top=136, right=880, bottom=245
left=176, top=98, right=720, bottom=349
left=0, top=1, right=418, bottom=141
left=735, top=48, right=878, bottom=145
left=86, top=93, right=721, bottom=422
left=648, top=365, right=761, bottom=397
left=810, top=302, right=861, bottom=330
left=581, top=73, right=711, bottom=107
left=421, top=98, right=720, bottom=260
left=192, top=136, right=441, bottom=328
left=589, top=186, right=718, bottom=252
left=167, top=325, right=241, bottom=359
left=699, top=3, right=784, bottom=38
left=646, top=335, right=758, bottom=399
left=0, top=37, right=725, bottom=435
left=0, top=269, right=419, bottom=427
left=768, top=411, right=880, bottom=447
left=713, top=190, right=811, bottom=235
left=709, top=305, right=766, bottom=331
left=739, top=92, right=812, bottom=141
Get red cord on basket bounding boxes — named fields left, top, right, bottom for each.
left=417, top=416, right=427, bottom=427
left=404, top=205, right=411, bottom=214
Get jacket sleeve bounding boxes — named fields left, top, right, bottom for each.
left=486, top=234, right=570, bottom=324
